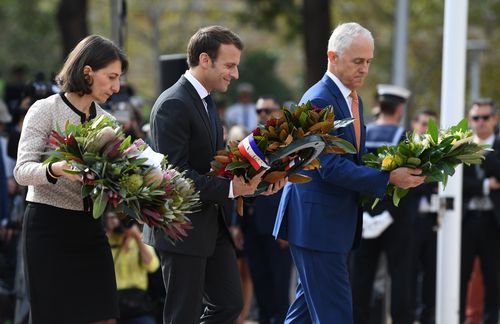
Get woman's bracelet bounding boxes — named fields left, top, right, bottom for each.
left=47, top=163, right=61, bottom=178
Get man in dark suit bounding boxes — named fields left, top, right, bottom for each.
left=351, top=84, right=419, bottom=324
left=460, top=98, right=500, bottom=324
left=410, top=108, right=439, bottom=324
left=273, top=22, right=425, bottom=324
left=144, top=26, right=285, bottom=324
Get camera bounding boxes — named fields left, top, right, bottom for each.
left=112, top=217, right=135, bottom=235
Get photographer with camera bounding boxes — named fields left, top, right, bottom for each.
left=105, top=212, right=160, bottom=324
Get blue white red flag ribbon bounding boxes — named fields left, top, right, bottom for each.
left=285, top=157, right=300, bottom=171
left=238, top=134, right=270, bottom=171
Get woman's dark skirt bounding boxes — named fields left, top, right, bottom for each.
left=22, top=202, right=119, bottom=324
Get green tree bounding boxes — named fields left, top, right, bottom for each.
left=222, top=49, right=293, bottom=105
left=240, top=0, right=331, bottom=88
left=0, top=0, right=61, bottom=80
left=57, top=0, right=88, bottom=59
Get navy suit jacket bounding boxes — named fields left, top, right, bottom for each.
left=273, top=74, right=389, bottom=253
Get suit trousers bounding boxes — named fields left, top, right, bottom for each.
left=159, top=223, right=243, bottom=324
left=286, top=244, right=352, bottom=324
left=460, top=210, right=500, bottom=324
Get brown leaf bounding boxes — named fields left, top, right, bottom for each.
left=264, top=171, right=287, bottom=184
left=322, top=134, right=341, bottom=141
left=267, top=142, right=280, bottom=151
left=237, top=197, right=244, bottom=217
left=284, top=134, right=293, bottom=145
left=280, top=122, right=289, bottom=133
left=214, top=155, right=231, bottom=164
left=279, top=129, right=288, bottom=142
left=303, top=159, right=321, bottom=170
left=297, top=128, right=305, bottom=138
left=288, top=173, right=312, bottom=183
left=307, top=121, right=331, bottom=133
left=268, top=126, right=277, bottom=137
left=216, top=149, right=228, bottom=155
left=275, top=118, right=283, bottom=127
left=310, top=110, right=320, bottom=123
left=324, top=146, right=346, bottom=154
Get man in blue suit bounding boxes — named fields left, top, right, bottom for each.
left=273, top=22, right=425, bottom=324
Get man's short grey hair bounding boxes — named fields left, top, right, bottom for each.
left=328, top=22, right=374, bottom=56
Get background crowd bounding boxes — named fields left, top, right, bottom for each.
left=0, top=2, right=499, bottom=322
left=0, top=58, right=499, bottom=323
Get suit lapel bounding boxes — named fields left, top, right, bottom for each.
left=179, top=76, right=216, bottom=152
left=321, top=75, right=357, bottom=149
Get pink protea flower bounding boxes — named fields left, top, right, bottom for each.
left=144, top=167, right=164, bottom=187
left=123, top=143, right=139, bottom=157
left=163, top=169, right=180, bottom=183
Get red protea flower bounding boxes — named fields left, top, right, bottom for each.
left=164, top=221, right=193, bottom=241
left=266, top=119, right=277, bottom=127
left=107, top=190, right=119, bottom=208
left=164, top=184, right=174, bottom=196
left=142, top=207, right=162, bottom=222
left=65, top=134, right=77, bottom=146
left=252, top=128, right=261, bottom=136
left=216, top=164, right=227, bottom=177
left=50, top=130, right=66, bottom=145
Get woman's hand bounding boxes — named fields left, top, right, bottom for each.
left=50, top=161, right=83, bottom=182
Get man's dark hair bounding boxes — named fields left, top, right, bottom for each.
left=470, top=98, right=497, bottom=115
left=187, top=26, right=243, bottom=68
left=378, top=95, right=406, bottom=115
left=56, top=35, right=128, bottom=95
left=412, top=107, right=437, bottom=122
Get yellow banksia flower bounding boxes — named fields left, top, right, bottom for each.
left=381, top=155, right=396, bottom=171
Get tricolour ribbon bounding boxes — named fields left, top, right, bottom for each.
left=285, top=157, right=300, bottom=171
left=238, top=134, right=270, bottom=171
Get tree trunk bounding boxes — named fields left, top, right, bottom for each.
left=57, top=0, right=88, bottom=59
left=302, top=0, right=331, bottom=87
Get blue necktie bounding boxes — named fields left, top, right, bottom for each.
left=205, top=95, right=218, bottom=145
left=0, top=140, right=8, bottom=221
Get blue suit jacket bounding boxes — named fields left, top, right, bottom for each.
left=273, top=74, right=390, bottom=253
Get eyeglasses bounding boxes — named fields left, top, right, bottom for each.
left=471, top=114, right=491, bottom=122
left=256, top=108, right=276, bottom=115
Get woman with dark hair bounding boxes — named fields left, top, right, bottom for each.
left=14, top=35, right=128, bottom=324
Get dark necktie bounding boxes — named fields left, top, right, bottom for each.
left=204, top=95, right=218, bottom=145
